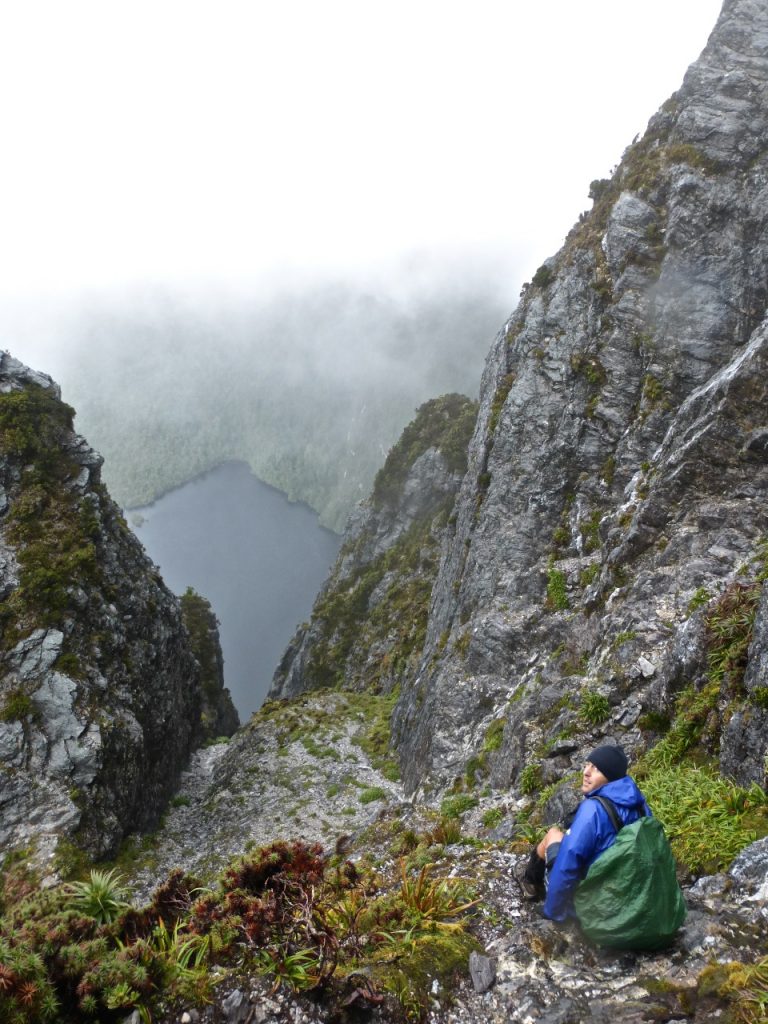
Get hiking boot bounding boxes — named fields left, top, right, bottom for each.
left=514, top=862, right=545, bottom=901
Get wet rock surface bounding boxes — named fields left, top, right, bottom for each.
left=113, top=684, right=766, bottom=1023
left=271, top=395, right=477, bottom=701
left=0, top=353, right=237, bottom=864
left=142, top=780, right=767, bottom=1023
left=388, top=0, right=768, bottom=795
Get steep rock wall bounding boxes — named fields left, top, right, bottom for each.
left=391, top=0, right=768, bottom=795
left=270, top=394, right=478, bottom=699
left=0, top=354, right=236, bottom=863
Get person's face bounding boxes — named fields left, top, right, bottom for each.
left=582, top=761, right=610, bottom=794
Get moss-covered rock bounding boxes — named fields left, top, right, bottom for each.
left=180, top=588, right=239, bottom=738
left=270, top=394, right=477, bottom=700
left=0, top=354, right=211, bottom=865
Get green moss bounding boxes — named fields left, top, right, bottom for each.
left=0, top=687, right=35, bottom=723
left=359, top=786, right=387, bottom=805
left=579, top=563, right=600, bottom=588
left=483, top=718, right=505, bottom=753
left=545, top=565, right=569, bottom=611
left=697, top=956, right=768, bottom=1024
left=489, top=373, right=516, bottom=433
left=350, top=687, right=400, bottom=770
left=552, top=525, right=570, bottom=549
left=664, top=143, right=721, bottom=174
left=686, top=586, right=711, bottom=615
left=611, top=629, right=637, bottom=649
left=579, top=509, right=602, bottom=553
left=53, top=651, right=85, bottom=679
left=463, top=718, right=507, bottom=788
left=375, top=929, right=480, bottom=1019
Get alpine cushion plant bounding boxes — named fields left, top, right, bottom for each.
left=66, top=868, right=130, bottom=925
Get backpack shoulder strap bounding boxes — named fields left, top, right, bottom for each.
left=591, top=794, right=623, bottom=832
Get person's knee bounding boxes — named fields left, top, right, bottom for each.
left=536, top=827, right=564, bottom=859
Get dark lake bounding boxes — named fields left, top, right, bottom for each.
left=129, top=461, right=341, bottom=722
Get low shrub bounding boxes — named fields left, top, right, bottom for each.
left=439, top=794, right=478, bottom=820
left=359, top=786, right=387, bottom=805
left=0, top=839, right=481, bottom=1021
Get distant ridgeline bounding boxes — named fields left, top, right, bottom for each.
left=59, top=282, right=507, bottom=530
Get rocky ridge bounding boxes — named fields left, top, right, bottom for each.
left=0, top=353, right=237, bottom=864
left=2, top=1, right=768, bottom=1022
left=271, top=394, right=478, bottom=700
left=386, top=0, right=768, bottom=797
left=113, top=689, right=767, bottom=1024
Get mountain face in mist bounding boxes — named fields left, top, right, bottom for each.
left=271, top=393, right=478, bottom=699
left=0, top=354, right=237, bottom=864
left=3, top=2, right=768, bottom=1021
left=279, top=0, right=768, bottom=800
left=58, top=280, right=507, bottom=531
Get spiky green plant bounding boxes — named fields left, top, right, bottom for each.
left=439, top=794, right=478, bottom=820
left=579, top=690, right=611, bottom=725
left=66, top=868, right=129, bottom=924
left=397, top=861, right=478, bottom=926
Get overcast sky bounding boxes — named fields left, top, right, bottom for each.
left=1, top=0, right=723, bottom=323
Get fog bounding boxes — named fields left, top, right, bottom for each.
left=20, top=268, right=506, bottom=530
left=0, top=5, right=725, bottom=520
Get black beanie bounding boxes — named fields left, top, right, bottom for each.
left=587, top=745, right=628, bottom=781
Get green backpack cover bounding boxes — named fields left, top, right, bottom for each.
left=573, top=798, right=687, bottom=950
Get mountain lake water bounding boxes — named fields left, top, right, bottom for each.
left=129, top=461, right=341, bottom=722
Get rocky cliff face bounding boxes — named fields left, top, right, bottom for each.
left=3, top=6, right=768, bottom=1022
left=384, top=0, right=768, bottom=798
left=0, top=354, right=237, bottom=864
left=270, top=394, right=478, bottom=699
left=267, top=0, right=768, bottom=812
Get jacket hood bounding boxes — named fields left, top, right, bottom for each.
left=589, top=774, right=646, bottom=810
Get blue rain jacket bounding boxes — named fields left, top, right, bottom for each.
left=542, top=775, right=652, bottom=922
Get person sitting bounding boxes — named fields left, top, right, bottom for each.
left=520, top=744, right=651, bottom=921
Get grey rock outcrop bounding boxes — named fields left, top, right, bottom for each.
left=389, top=0, right=768, bottom=794
left=270, top=394, right=477, bottom=699
left=180, top=588, right=239, bottom=738
left=0, top=353, right=236, bottom=863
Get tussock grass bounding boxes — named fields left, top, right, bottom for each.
left=638, top=763, right=768, bottom=875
